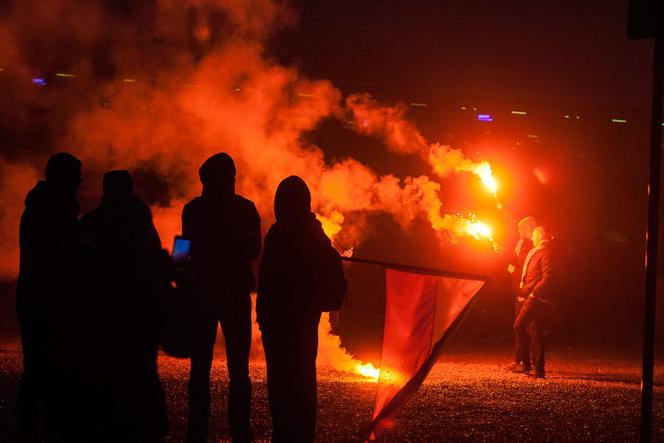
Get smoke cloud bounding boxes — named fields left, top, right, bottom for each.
left=0, top=0, right=497, bottom=275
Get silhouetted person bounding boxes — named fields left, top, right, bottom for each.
left=513, top=225, right=554, bottom=378
left=504, top=216, right=537, bottom=373
left=16, top=152, right=81, bottom=441
left=183, top=153, right=261, bottom=443
left=77, top=170, right=167, bottom=441
left=257, top=176, right=347, bottom=443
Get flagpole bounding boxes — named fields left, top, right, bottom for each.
left=341, top=256, right=490, bottom=282
left=641, top=32, right=663, bottom=442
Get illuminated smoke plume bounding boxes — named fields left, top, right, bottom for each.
left=0, top=0, right=498, bottom=373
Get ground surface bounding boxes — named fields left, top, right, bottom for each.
left=1, top=337, right=664, bottom=442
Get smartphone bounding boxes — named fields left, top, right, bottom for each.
left=172, top=236, right=191, bottom=263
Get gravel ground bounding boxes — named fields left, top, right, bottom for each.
left=1, top=338, right=664, bottom=442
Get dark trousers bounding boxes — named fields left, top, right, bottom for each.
left=261, top=314, right=320, bottom=443
left=17, top=309, right=47, bottom=442
left=513, top=297, right=547, bottom=373
left=187, top=293, right=252, bottom=442
left=513, top=298, right=530, bottom=367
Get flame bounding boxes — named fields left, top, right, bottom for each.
left=316, top=312, right=380, bottom=381
left=427, top=145, right=502, bottom=208
left=473, top=161, right=498, bottom=196
left=464, top=219, right=492, bottom=240
left=355, top=362, right=380, bottom=379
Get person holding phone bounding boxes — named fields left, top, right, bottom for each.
left=182, top=153, right=261, bottom=443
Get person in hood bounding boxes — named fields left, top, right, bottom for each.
left=77, top=170, right=167, bottom=441
left=182, top=153, right=261, bottom=443
left=16, top=152, right=82, bottom=441
left=257, top=176, right=347, bottom=443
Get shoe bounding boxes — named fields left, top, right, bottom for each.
left=509, top=363, right=528, bottom=373
left=521, top=368, right=533, bottom=376
left=502, top=362, right=522, bottom=371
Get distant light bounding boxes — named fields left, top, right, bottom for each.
left=511, top=110, right=527, bottom=115
left=564, top=114, right=570, bottom=119
left=32, top=78, right=46, bottom=86
left=611, top=118, right=627, bottom=123
left=472, top=107, right=478, bottom=111
left=410, top=102, right=427, bottom=107
left=477, top=114, right=493, bottom=122
left=0, top=68, right=4, bottom=72
left=533, top=167, right=549, bottom=185
left=527, top=134, right=539, bottom=139
left=234, top=87, right=241, bottom=92
left=55, top=72, right=75, bottom=78
left=297, top=93, right=314, bottom=98
left=661, top=122, right=664, bottom=127
left=123, top=78, right=136, bottom=83
left=460, top=106, right=467, bottom=110
left=575, top=115, right=580, bottom=119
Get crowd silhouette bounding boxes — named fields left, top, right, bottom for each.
left=15, top=152, right=347, bottom=443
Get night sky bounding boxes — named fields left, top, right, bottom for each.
left=277, top=0, right=653, bottom=108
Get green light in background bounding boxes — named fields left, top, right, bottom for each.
left=511, top=110, right=527, bottom=115
left=55, top=72, right=75, bottom=78
left=611, top=118, right=627, bottom=123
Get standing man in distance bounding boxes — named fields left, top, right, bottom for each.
left=183, top=153, right=261, bottom=443
left=505, top=216, right=538, bottom=373
left=513, top=225, right=554, bottom=378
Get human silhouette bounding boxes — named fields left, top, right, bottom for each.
left=77, top=170, right=167, bottom=441
left=183, top=153, right=261, bottom=443
left=257, top=176, right=347, bottom=443
left=16, top=152, right=82, bottom=441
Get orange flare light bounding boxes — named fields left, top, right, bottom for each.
left=473, top=161, right=498, bottom=196
left=464, top=219, right=492, bottom=240
left=355, top=362, right=380, bottom=380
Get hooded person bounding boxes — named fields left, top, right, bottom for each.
left=182, top=153, right=261, bottom=443
left=76, top=170, right=167, bottom=441
left=257, top=176, right=347, bottom=443
left=16, top=152, right=82, bottom=441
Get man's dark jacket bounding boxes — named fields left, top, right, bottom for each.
left=520, top=241, right=554, bottom=302
left=17, top=181, right=80, bottom=311
left=182, top=194, right=261, bottom=297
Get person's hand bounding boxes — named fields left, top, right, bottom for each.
left=507, top=264, right=515, bottom=274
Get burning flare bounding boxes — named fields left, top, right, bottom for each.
left=317, top=312, right=380, bottom=381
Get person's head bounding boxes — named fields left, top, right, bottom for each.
left=517, top=216, right=538, bottom=240
left=45, top=152, right=82, bottom=196
left=102, top=170, right=133, bottom=203
left=199, top=153, right=236, bottom=197
left=274, top=175, right=311, bottom=224
left=532, top=225, right=550, bottom=247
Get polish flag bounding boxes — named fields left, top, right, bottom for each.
left=369, top=268, right=486, bottom=440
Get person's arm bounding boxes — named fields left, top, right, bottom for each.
left=242, top=202, right=261, bottom=262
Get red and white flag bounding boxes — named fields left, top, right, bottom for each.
left=369, top=268, right=486, bottom=440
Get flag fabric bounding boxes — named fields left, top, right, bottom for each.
left=369, top=268, right=486, bottom=440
